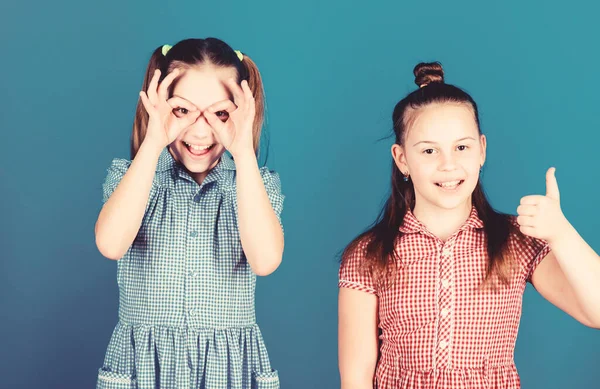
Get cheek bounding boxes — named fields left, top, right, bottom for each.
left=454, top=150, right=480, bottom=167
left=174, top=128, right=190, bottom=141
left=409, top=163, right=435, bottom=183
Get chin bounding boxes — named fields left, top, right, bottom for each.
left=180, top=155, right=220, bottom=173
left=434, top=198, right=472, bottom=211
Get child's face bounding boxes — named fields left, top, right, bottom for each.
left=168, top=66, right=238, bottom=183
left=392, top=103, right=486, bottom=213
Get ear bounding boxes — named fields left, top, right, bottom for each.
left=391, top=144, right=408, bottom=175
left=479, top=134, right=487, bottom=167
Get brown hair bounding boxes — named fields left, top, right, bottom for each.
left=131, top=38, right=265, bottom=158
left=342, top=62, right=519, bottom=288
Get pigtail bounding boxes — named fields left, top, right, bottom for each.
left=131, top=46, right=168, bottom=159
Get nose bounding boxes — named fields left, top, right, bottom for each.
left=185, top=113, right=213, bottom=138
left=438, top=150, right=457, bottom=171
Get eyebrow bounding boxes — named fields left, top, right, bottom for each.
left=413, top=137, right=477, bottom=147
left=171, top=94, right=195, bottom=105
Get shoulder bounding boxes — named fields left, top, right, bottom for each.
left=259, top=166, right=281, bottom=185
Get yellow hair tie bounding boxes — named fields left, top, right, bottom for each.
left=162, top=44, right=172, bottom=56
left=234, top=50, right=244, bottom=62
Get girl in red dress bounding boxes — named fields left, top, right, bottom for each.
left=338, top=62, right=600, bottom=389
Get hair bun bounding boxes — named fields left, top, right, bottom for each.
left=414, top=62, right=444, bottom=88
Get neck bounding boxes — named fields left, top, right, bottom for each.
left=191, top=171, right=209, bottom=186
left=413, top=198, right=472, bottom=241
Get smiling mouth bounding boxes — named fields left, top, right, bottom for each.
left=435, top=180, right=464, bottom=190
left=184, top=141, right=215, bottom=156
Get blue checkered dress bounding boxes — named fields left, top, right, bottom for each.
left=96, top=148, right=284, bottom=389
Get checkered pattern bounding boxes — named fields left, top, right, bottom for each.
left=97, top=148, right=284, bottom=389
left=339, top=207, right=550, bottom=389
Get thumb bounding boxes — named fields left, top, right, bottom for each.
left=545, top=167, right=560, bottom=200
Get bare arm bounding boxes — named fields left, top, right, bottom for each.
left=235, top=151, right=284, bottom=276
left=95, top=68, right=200, bottom=260
left=203, top=80, right=284, bottom=276
left=95, top=142, right=162, bottom=260
left=531, top=226, right=600, bottom=328
left=339, top=287, right=379, bottom=389
left=519, top=167, right=600, bottom=328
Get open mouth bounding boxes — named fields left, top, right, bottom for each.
left=184, top=141, right=215, bottom=157
left=435, top=180, right=464, bottom=190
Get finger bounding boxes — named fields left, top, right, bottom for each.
left=517, top=215, right=535, bottom=227
left=520, top=195, right=546, bottom=205
left=158, top=69, right=180, bottom=100
left=225, top=78, right=245, bottom=106
left=167, top=97, right=198, bottom=112
left=207, top=99, right=238, bottom=114
left=204, top=110, right=227, bottom=134
left=517, top=204, right=537, bottom=216
left=179, top=110, right=201, bottom=128
left=519, top=225, right=537, bottom=238
left=546, top=167, right=560, bottom=201
left=147, top=69, right=161, bottom=104
left=241, top=80, right=254, bottom=100
left=241, top=80, right=256, bottom=114
left=139, top=91, right=155, bottom=115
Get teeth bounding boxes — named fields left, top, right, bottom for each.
left=185, top=142, right=212, bottom=151
left=438, top=180, right=461, bottom=188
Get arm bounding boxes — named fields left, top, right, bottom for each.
left=531, top=226, right=600, bottom=328
left=95, top=142, right=162, bottom=260
left=518, top=167, right=600, bottom=328
left=203, top=79, right=284, bottom=276
left=338, top=288, right=379, bottom=389
left=235, top=151, right=284, bottom=276
left=95, top=68, right=200, bottom=260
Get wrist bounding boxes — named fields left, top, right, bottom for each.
left=547, top=217, right=575, bottom=246
left=231, top=147, right=257, bottom=162
left=140, top=138, right=166, bottom=156
left=138, top=139, right=166, bottom=159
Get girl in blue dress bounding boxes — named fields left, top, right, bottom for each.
left=95, top=38, right=284, bottom=389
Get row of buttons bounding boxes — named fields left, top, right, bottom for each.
left=186, top=190, right=206, bottom=316
left=439, top=245, right=453, bottom=353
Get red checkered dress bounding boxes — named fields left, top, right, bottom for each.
left=339, top=207, right=550, bottom=389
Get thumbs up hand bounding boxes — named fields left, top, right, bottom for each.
left=517, top=168, right=569, bottom=242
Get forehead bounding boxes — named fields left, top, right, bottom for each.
left=406, top=103, right=479, bottom=143
left=172, top=65, right=238, bottom=110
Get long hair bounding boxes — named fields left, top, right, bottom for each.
left=342, top=62, right=519, bottom=288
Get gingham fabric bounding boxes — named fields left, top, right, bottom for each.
left=339, top=207, right=550, bottom=389
left=97, top=148, right=284, bottom=389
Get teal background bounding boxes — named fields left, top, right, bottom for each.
left=1, top=0, right=599, bottom=388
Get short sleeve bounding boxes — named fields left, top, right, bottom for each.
left=260, top=168, right=285, bottom=225
left=510, top=218, right=551, bottom=282
left=338, top=240, right=377, bottom=295
left=102, top=158, right=131, bottom=203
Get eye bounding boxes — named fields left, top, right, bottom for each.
left=173, top=107, right=189, bottom=117
left=457, top=145, right=468, bottom=151
left=423, top=148, right=436, bottom=155
left=215, top=110, right=229, bottom=121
